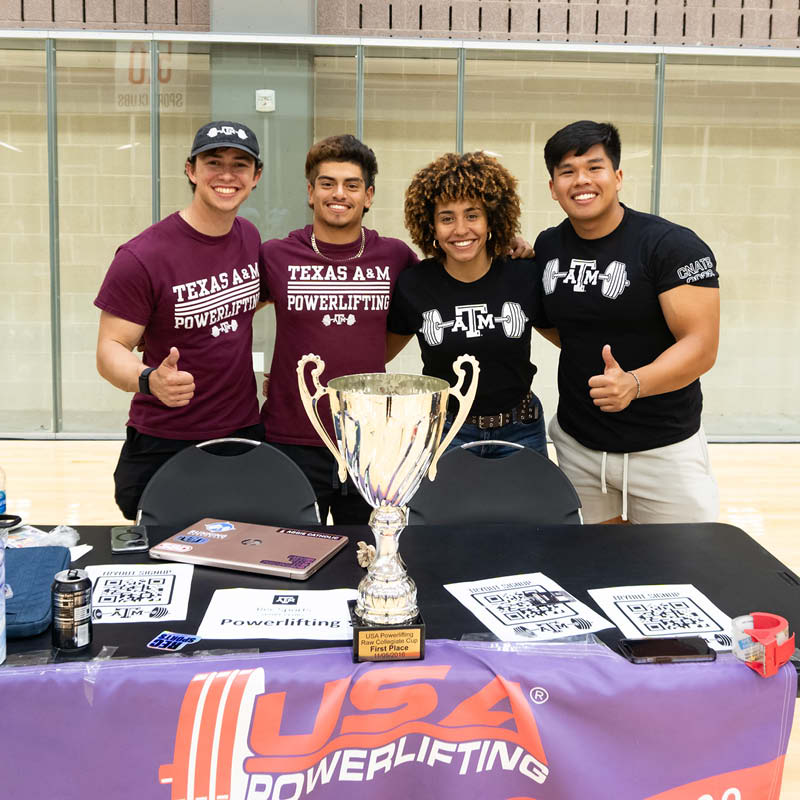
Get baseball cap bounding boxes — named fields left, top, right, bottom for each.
left=190, top=121, right=260, bottom=160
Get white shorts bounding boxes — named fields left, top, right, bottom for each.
left=548, top=415, right=719, bottom=525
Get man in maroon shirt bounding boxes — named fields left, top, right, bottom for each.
left=260, top=135, right=417, bottom=523
left=95, top=121, right=267, bottom=519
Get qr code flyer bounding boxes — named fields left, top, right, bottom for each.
left=86, top=564, right=194, bottom=624
left=444, top=572, right=612, bottom=642
left=588, top=584, right=734, bottom=650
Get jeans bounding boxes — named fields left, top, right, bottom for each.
left=114, top=423, right=266, bottom=520
left=268, top=441, right=372, bottom=525
left=442, top=394, right=548, bottom=459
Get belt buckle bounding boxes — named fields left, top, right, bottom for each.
left=478, top=414, right=498, bottom=430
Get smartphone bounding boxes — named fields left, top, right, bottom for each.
left=617, top=636, right=716, bottom=664
left=110, top=525, right=149, bottom=553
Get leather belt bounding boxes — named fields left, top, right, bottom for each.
left=465, top=391, right=539, bottom=430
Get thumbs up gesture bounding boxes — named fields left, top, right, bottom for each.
left=149, top=346, right=195, bottom=407
left=587, top=344, right=639, bottom=413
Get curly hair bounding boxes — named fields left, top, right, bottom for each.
left=404, top=151, right=521, bottom=259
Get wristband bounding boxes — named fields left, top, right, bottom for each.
left=628, top=370, right=641, bottom=400
left=138, top=366, right=156, bottom=395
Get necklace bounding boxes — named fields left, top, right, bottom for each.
left=311, top=228, right=366, bottom=262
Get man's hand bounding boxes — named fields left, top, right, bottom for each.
left=588, top=344, right=639, bottom=412
left=507, top=235, right=534, bottom=259
left=148, top=347, right=195, bottom=407
left=262, top=372, right=270, bottom=400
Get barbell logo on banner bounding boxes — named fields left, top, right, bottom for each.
left=420, top=302, right=529, bottom=346
left=543, top=258, right=630, bottom=299
left=158, top=664, right=550, bottom=800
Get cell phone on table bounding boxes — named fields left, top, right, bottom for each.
left=617, top=636, right=716, bottom=664
left=110, top=525, right=149, bottom=553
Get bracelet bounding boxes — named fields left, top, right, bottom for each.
left=628, top=370, right=641, bottom=400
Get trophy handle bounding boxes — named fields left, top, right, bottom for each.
left=296, top=354, right=348, bottom=482
left=428, top=354, right=480, bottom=480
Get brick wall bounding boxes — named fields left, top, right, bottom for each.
left=318, top=0, right=800, bottom=49
left=0, top=0, right=210, bottom=31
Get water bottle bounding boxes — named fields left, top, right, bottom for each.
left=0, top=528, right=6, bottom=665
left=0, top=514, right=22, bottom=666
left=1, top=466, right=11, bottom=663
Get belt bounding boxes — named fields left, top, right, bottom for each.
left=465, top=391, right=539, bottom=430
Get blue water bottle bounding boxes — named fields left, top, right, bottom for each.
left=1, top=461, right=13, bottom=663
left=0, top=527, right=6, bottom=665
left=0, top=514, right=23, bottom=665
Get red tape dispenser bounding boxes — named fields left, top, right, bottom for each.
left=731, top=613, right=795, bottom=678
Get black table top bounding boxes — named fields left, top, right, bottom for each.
left=8, top=522, right=800, bottom=663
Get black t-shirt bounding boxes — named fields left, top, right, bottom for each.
left=534, top=206, right=719, bottom=453
left=387, top=256, right=542, bottom=416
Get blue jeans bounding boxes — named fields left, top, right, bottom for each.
left=442, top=394, right=548, bottom=459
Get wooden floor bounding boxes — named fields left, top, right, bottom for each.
left=2, top=440, right=799, bottom=795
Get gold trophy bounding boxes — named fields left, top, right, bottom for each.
left=297, top=354, right=479, bottom=661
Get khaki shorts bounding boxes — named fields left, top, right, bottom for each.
left=549, top=415, right=719, bottom=524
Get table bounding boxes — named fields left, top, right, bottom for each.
left=8, top=521, right=800, bottom=659
left=1, top=522, right=798, bottom=800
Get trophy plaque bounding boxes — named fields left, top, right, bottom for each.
left=297, top=354, right=479, bottom=661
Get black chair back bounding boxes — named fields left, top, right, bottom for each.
left=137, top=438, right=320, bottom=529
left=408, top=441, right=582, bottom=525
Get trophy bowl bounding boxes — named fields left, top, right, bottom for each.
left=297, top=355, right=479, bottom=632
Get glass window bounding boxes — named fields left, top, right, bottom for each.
left=662, top=55, right=800, bottom=437
left=2, top=32, right=798, bottom=442
left=363, top=46, right=461, bottom=245
left=0, top=40, right=51, bottom=433
left=56, top=39, right=153, bottom=433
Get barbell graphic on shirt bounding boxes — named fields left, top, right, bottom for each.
left=210, top=319, right=239, bottom=337
left=322, top=313, right=356, bottom=326
left=420, top=302, right=528, bottom=346
left=542, top=258, right=630, bottom=299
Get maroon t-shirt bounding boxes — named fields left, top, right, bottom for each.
left=260, top=225, right=418, bottom=447
left=94, top=212, right=263, bottom=440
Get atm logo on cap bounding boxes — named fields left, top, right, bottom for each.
left=207, top=125, right=248, bottom=140
left=158, top=664, right=549, bottom=800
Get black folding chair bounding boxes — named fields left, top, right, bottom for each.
left=137, top=438, right=320, bottom=529
left=408, top=440, right=582, bottom=525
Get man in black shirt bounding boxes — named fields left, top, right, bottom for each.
left=534, top=120, right=720, bottom=524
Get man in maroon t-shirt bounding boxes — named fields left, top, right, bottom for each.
left=260, top=135, right=418, bottom=523
left=95, top=121, right=267, bottom=519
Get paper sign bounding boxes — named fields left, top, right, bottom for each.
left=445, top=572, right=612, bottom=642
left=588, top=583, right=734, bottom=650
left=197, top=587, right=358, bottom=640
left=86, top=563, right=193, bottom=624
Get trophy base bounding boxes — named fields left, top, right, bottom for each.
left=348, top=600, right=425, bottom=662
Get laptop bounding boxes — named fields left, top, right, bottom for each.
left=149, top=518, right=348, bottom=580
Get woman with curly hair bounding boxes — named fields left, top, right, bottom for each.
left=386, top=151, right=547, bottom=457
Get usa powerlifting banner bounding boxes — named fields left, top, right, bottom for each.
left=0, top=640, right=794, bottom=799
